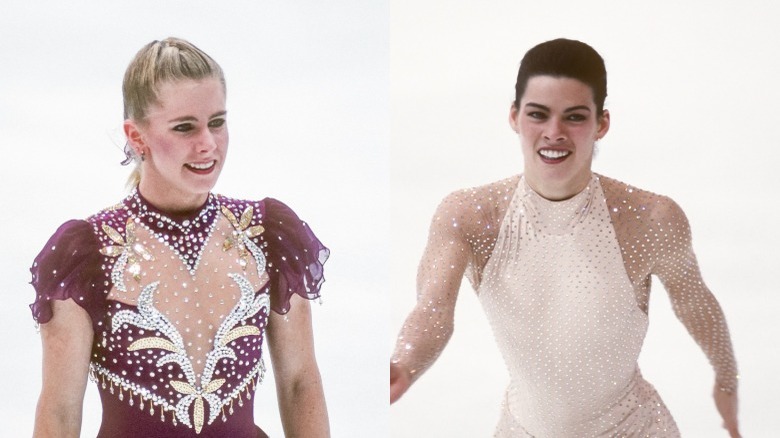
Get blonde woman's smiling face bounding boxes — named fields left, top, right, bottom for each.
left=510, top=75, right=609, bottom=201
left=126, top=78, right=228, bottom=211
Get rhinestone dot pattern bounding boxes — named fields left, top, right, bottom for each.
left=93, top=193, right=269, bottom=434
left=392, top=173, right=737, bottom=437
left=30, top=192, right=328, bottom=436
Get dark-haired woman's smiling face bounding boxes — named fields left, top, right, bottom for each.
left=510, top=75, right=609, bottom=200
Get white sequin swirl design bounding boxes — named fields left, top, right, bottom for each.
left=110, top=274, right=269, bottom=432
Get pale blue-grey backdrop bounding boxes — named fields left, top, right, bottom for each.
left=390, top=1, right=779, bottom=436
left=0, top=1, right=389, bottom=436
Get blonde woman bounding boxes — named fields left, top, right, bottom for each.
left=31, top=38, right=329, bottom=438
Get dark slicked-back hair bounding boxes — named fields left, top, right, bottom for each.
left=513, top=38, right=607, bottom=116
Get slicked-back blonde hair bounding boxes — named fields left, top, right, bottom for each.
left=123, top=37, right=225, bottom=188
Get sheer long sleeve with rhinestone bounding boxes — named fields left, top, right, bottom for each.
left=394, top=173, right=738, bottom=434
left=391, top=177, right=517, bottom=381
left=601, top=175, right=739, bottom=392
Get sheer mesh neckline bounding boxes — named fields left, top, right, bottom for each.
left=518, top=173, right=597, bottom=235
left=124, top=188, right=221, bottom=273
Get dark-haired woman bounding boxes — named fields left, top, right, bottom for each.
left=390, top=39, right=739, bottom=437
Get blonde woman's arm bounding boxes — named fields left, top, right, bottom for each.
left=33, top=299, right=93, bottom=438
left=267, top=296, right=329, bottom=438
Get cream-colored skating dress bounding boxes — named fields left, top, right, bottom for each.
left=393, top=173, right=737, bottom=437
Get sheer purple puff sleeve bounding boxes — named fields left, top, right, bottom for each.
left=262, top=198, right=329, bottom=314
left=29, top=220, right=103, bottom=325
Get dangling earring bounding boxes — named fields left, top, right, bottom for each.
left=140, top=150, right=145, bottom=161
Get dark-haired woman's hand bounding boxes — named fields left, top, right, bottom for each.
left=390, top=362, right=412, bottom=404
left=713, top=384, right=741, bottom=438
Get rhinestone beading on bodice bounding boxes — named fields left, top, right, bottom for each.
left=89, top=191, right=271, bottom=434
left=392, top=172, right=737, bottom=437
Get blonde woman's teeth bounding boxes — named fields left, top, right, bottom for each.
left=187, top=161, right=215, bottom=170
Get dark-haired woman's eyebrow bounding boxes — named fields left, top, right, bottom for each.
left=524, top=102, right=550, bottom=112
left=563, top=105, right=591, bottom=113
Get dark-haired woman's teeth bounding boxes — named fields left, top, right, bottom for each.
left=539, top=150, right=570, bottom=159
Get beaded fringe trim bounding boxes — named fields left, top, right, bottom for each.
left=89, top=360, right=265, bottom=429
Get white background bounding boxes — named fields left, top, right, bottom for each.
left=390, top=1, right=779, bottom=437
left=2, top=1, right=779, bottom=437
left=0, top=1, right=388, bottom=437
